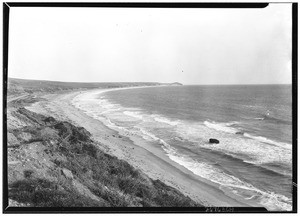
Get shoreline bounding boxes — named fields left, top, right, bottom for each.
left=26, top=86, right=263, bottom=208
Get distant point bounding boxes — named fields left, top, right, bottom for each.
left=170, top=82, right=183, bottom=86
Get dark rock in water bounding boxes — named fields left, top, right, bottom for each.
left=235, top=131, right=244, bottom=135
left=209, top=138, right=219, bottom=144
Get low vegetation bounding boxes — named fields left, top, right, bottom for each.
left=8, top=107, right=201, bottom=207
left=9, top=178, right=107, bottom=207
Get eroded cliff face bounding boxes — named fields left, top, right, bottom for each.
left=6, top=94, right=200, bottom=208
left=7, top=103, right=109, bottom=207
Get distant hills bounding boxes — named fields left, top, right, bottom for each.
left=7, top=78, right=183, bottom=95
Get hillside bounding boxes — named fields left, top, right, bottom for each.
left=7, top=78, right=164, bottom=96
left=6, top=78, right=202, bottom=208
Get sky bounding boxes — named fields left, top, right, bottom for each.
left=8, top=4, right=292, bottom=84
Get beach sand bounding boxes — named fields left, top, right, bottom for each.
left=26, top=88, right=263, bottom=208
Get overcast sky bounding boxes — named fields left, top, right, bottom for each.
left=8, top=4, right=292, bottom=84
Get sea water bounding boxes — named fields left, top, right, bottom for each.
left=72, top=85, right=293, bottom=211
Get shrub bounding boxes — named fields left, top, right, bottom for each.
left=82, top=143, right=99, bottom=158
left=23, top=170, right=34, bottom=179
left=90, top=186, right=130, bottom=207
left=9, top=178, right=106, bottom=207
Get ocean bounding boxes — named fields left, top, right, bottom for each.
left=72, top=84, right=293, bottom=211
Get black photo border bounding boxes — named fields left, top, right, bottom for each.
left=2, top=1, right=297, bottom=214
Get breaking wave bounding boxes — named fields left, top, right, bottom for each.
left=71, top=88, right=293, bottom=211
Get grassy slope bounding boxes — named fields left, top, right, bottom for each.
left=6, top=78, right=202, bottom=207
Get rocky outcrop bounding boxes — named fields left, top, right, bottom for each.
left=61, top=168, right=73, bottom=179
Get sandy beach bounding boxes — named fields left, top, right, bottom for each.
left=25, top=87, right=263, bottom=208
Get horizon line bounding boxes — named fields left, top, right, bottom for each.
left=8, top=77, right=292, bottom=86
